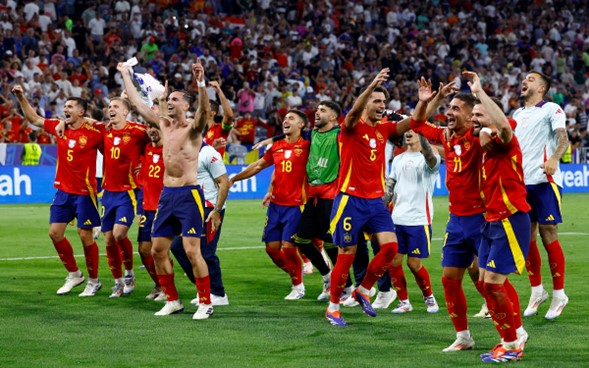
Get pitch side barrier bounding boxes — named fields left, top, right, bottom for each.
left=1, top=164, right=589, bottom=204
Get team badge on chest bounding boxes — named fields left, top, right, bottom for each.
left=453, top=144, right=462, bottom=156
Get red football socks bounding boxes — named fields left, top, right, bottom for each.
left=360, top=242, right=397, bottom=289
left=330, top=253, right=355, bottom=304
left=525, top=240, right=542, bottom=287
left=196, top=275, right=211, bottom=305
left=105, top=243, right=123, bottom=279
left=442, top=277, right=468, bottom=332
left=413, top=265, right=433, bottom=298
left=118, top=236, right=134, bottom=271
left=484, top=282, right=517, bottom=343
left=283, top=247, right=303, bottom=286
left=545, top=240, right=565, bottom=290
left=158, top=273, right=178, bottom=301
left=83, top=241, right=99, bottom=279
left=389, top=265, right=408, bottom=300
left=53, top=237, right=78, bottom=272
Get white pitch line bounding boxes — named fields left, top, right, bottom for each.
left=1, top=233, right=587, bottom=262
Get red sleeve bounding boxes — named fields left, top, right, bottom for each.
left=262, top=145, right=274, bottom=164
left=411, top=118, right=445, bottom=144
left=43, top=119, right=59, bottom=136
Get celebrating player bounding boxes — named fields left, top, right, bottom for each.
left=119, top=60, right=214, bottom=320
left=98, top=97, right=150, bottom=298
left=12, top=85, right=104, bottom=297
left=325, top=68, right=410, bottom=326
left=230, top=110, right=310, bottom=300
left=385, top=128, right=441, bottom=314
left=466, top=71, right=530, bottom=363
left=513, top=71, right=569, bottom=320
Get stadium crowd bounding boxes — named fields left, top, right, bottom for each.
left=0, top=0, right=588, bottom=156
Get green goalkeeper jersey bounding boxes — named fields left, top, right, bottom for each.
left=307, top=127, right=340, bottom=186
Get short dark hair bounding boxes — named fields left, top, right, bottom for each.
left=318, top=100, right=342, bottom=118
left=67, top=97, right=88, bottom=115
left=453, top=93, right=479, bottom=110
left=171, top=89, right=196, bottom=107
left=373, top=85, right=390, bottom=102
left=529, top=70, right=551, bottom=97
left=287, top=109, right=309, bottom=126
left=210, top=100, right=220, bottom=114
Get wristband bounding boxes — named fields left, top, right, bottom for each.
left=222, top=122, right=233, bottom=131
left=213, top=207, right=223, bottom=213
left=480, top=127, right=494, bottom=136
left=197, top=80, right=206, bottom=88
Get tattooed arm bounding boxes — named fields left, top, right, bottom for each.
left=542, top=128, right=569, bottom=175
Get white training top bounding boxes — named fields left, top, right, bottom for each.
left=513, top=100, right=566, bottom=187
left=390, top=151, right=441, bottom=226
left=198, top=145, right=227, bottom=209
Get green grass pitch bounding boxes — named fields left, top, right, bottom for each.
left=1, top=195, right=588, bottom=367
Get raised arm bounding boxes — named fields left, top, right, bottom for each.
left=117, top=62, right=160, bottom=126
left=425, top=81, right=458, bottom=119
left=413, top=77, right=436, bottom=123
left=229, top=157, right=272, bottom=185
left=344, top=68, right=389, bottom=129
left=464, top=71, right=512, bottom=144
left=192, top=61, right=210, bottom=133
left=11, top=85, right=44, bottom=127
left=209, top=80, right=235, bottom=129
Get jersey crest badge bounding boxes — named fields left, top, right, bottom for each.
left=285, top=150, right=292, bottom=159
left=78, top=135, right=88, bottom=147
left=369, top=138, right=376, bottom=148
left=453, top=144, right=462, bottom=156
left=294, top=147, right=303, bottom=157
left=68, top=139, right=76, bottom=148
left=376, top=131, right=384, bottom=143
left=123, top=133, right=131, bottom=143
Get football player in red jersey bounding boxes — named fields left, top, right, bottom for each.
left=12, top=84, right=104, bottom=297
left=410, top=79, right=491, bottom=350
left=230, top=110, right=310, bottom=300
left=204, top=80, right=234, bottom=156
left=466, top=71, right=530, bottom=363
left=96, top=97, right=150, bottom=298
left=120, top=60, right=214, bottom=320
left=325, top=69, right=411, bottom=326
left=137, top=123, right=166, bottom=301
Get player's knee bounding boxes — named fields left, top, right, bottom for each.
left=379, top=243, right=397, bottom=260
left=407, top=257, right=422, bottom=272
left=539, top=224, right=558, bottom=243
left=48, top=230, right=63, bottom=242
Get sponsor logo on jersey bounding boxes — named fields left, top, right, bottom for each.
left=187, top=228, right=197, bottom=234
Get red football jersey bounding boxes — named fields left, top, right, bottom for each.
left=263, top=137, right=310, bottom=206
left=412, top=120, right=485, bottom=216
left=337, top=119, right=398, bottom=199
left=99, top=122, right=150, bottom=192
left=44, top=119, right=103, bottom=195
left=140, top=144, right=165, bottom=211
left=204, top=123, right=231, bottom=156
left=481, top=135, right=531, bottom=221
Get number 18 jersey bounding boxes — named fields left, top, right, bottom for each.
left=262, top=137, right=310, bottom=206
